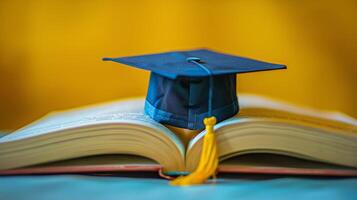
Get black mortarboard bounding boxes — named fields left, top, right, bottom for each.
left=103, top=49, right=286, bottom=130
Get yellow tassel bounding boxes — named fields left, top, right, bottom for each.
left=170, top=116, right=218, bottom=186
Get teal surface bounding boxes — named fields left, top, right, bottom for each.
left=0, top=175, right=357, bottom=200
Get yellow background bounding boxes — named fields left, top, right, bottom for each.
left=0, top=0, right=356, bottom=130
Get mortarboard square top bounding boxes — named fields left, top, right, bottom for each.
left=103, top=49, right=286, bottom=79
left=103, top=49, right=286, bottom=130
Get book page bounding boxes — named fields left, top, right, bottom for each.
left=0, top=98, right=182, bottom=154
left=189, top=95, right=357, bottom=153
left=186, top=95, right=357, bottom=170
left=239, top=94, right=357, bottom=127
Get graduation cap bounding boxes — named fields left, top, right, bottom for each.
left=103, top=48, right=286, bottom=185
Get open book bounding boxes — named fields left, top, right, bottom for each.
left=0, top=94, right=357, bottom=176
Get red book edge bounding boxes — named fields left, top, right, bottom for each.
left=1, top=164, right=357, bottom=179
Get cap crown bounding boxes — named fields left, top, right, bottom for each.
left=145, top=73, right=238, bottom=130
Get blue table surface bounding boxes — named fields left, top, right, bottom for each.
left=0, top=134, right=356, bottom=200
left=1, top=175, right=357, bottom=200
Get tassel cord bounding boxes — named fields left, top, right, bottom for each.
left=170, top=57, right=218, bottom=186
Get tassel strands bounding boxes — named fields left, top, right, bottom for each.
left=170, top=116, right=218, bottom=186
